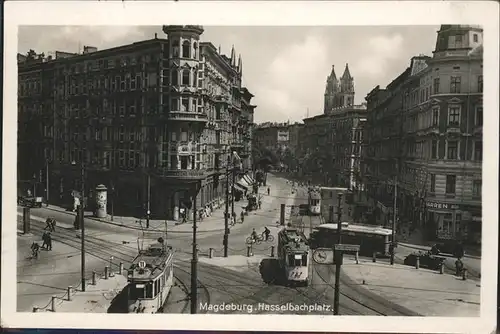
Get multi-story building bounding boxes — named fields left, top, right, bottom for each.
left=363, top=25, right=483, bottom=243
left=252, top=121, right=290, bottom=152
left=301, top=64, right=366, bottom=190
left=18, top=26, right=256, bottom=221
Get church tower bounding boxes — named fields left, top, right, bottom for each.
left=324, top=65, right=339, bottom=113
left=338, top=63, right=355, bottom=107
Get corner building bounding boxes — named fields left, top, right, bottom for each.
left=363, top=25, right=483, bottom=244
left=17, top=25, right=256, bottom=220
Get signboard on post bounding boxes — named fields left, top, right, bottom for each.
left=334, top=244, right=360, bottom=252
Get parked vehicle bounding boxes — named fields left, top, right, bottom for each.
left=433, top=241, right=465, bottom=258
left=403, top=251, right=446, bottom=270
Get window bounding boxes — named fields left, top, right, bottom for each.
left=448, top=106, right=461, bottom=126
left=472, top=180, right=482, bottom=198
left=473, top=34, right=478, bottom=42
left=447, top=140, right=458, bottom=159
left=430, top=174, right=436, bottom=192
left=445, top=175, right=456, bottom=194
left=432, top=107, right=439, bottom=126
left=450, top=76, right=461, bottom=93
left=171, top=70, right=178, bottom=86
left=172, top=40, right=179, bottom=57
left=171, top=98, right=178, bottom=111
left=478, top=75, right=483, bottom=93
left=181, top=98, right=189, bottom=112
left=474, top=141, right=482, bottom=161
left=119, top=127, right=125, bottom=142
left=171, top=131, right=177, bottom=141
left=455, top=35, right=462, bottom=45
left=193, top=42, right=198, bottom=59
left=182, top=40, right=191, bottom=58
left=180, top=130, right=188, bottom=142
left=475, top=106, right=483, bottom=126
left=433, top=78, right=440, bottom=94
left=431, top=140, right=438, bottom=159
left=182, top=69, right=190, bottom=86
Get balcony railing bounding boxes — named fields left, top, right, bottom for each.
left=156, top=168, right=207, bottom=179
left=168, top=111, right=208, bottom=122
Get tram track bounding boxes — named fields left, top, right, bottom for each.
left=21, top=221, right=200, bottom=314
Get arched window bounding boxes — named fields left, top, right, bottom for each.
left=171, top=69, right=178, bottom=86
left=182, top=69, right=190, bottom=86
left=172, top=40, right=180, bottom=57
left=182, top=40, right=191, bottom=58
left=193, top=42, right=198, bottom=59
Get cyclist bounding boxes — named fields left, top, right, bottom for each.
left=31, top=242, right=40, bottom=258
left=262, top=227, right=271, bottom=241
left=251, top=228, right=258, bottom=243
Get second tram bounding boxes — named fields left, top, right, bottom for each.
left=308, top=189, right=321, bottom=216
left=277, top=228, right=310, bottom=286
left=126, top=241, right=175, bottom=313
left=310, top=223, right=393, bottom=256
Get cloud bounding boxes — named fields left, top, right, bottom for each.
left=355, top=34, right=404, bottom=77
left=253, top=34, right=330, bottom=122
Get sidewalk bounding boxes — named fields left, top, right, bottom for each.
left=341, top=256, right=480, bottom=317
left=33, top=272, right=128, bottom=313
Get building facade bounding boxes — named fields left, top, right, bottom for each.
left=301, top=64, right=366, bottom=190
left=363, top=25, right=483, bottom=243
left=18, top=26, right=256, bottom=221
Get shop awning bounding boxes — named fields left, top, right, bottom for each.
left=236, top=177, right=250, bottom=190
left=234, top=183, right=247, bottom=192
left=243, top=174, right=255, bottom=185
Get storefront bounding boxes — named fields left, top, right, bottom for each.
left=426, top=200, right=482, bottom=244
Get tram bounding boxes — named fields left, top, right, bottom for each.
left=277, top=228, right=310, bottom=286
left=126, top=240, right=175, bottom=313
left=308, top=189, right=321, bottom=216
left=309, top=222, right=393, bottom=256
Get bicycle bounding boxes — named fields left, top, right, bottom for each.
left=245, top=234, right=274, bottom=245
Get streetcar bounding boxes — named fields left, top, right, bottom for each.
left=126, top=240, right=174, bottom=313
left=308, top=189, right=321, bottom=216
left=309, top=222, right=393, bottom=256
left=319, top=187, right=353, bottom=223
left=277, top=228, right=310, bottom=286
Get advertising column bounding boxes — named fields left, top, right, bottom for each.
left=95, top=184, right=108, bottom=218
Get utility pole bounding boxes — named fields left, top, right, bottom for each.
left=390, top=175, right=397, bottom=265
left=146, top=174, right=151, bottom=229
left=80, top=163, right=86, bottom=292
left=231, top=166, right=236, bottom=218
left=45, top=159, right=49, bottom=206
left=223, top=155, right=230, bottom=257
left=333, top=194, right=343, bottom=315
left=110, top=181, right=114, bottom=222
left=190, top=182, right=199, bottom=314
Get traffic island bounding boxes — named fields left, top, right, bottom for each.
left=341, top=257, right=480, bottom=317
left=32, top=272, right=128, bottom=313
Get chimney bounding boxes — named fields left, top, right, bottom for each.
left=154, top=33, right=158, bottom=39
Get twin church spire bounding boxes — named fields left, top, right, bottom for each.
left=324, top=63, right=355, bottom=113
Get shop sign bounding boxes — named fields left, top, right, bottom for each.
left=426, top=201, right=459, bottom=210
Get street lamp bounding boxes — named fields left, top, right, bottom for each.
left=71, top=160, right=86, bottom=292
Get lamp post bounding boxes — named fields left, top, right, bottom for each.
left=190, top=181, right=200, bottom=314
left=45, top=158, right=50, bottom=206
left=72, top=160, right=86, bottom=292
left=223, top=155, right=230, bottom=258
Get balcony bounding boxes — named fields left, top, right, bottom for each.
left=156, top=168, right=207, bottom=180
left=167, top=111, right=208, bottom=123
left=446, top=125, right=461, bottom=135
left=230, top=140, right=244, bottom=148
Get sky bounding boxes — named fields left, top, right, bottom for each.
left=18, top=25, right=439, bottom=123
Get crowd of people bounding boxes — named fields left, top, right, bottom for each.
left=30, top=218, right=56, bottom=259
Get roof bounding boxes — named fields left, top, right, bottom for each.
left=318, top=223, right=392, bottom=236
left=128, top=244, right=173, bottom=281
left=279, top=228, right=309, bottom=252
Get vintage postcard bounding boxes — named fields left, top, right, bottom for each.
left=2, top=1, right=498, bottom=333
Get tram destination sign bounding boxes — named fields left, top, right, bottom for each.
left=334, top=244, right=360, bottom=252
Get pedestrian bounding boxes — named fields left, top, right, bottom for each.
left=267, top=187, right=270, bottom=196
left=455, top=258, right=463, bottom=276
left=41, top=231, right=48, bottom=249
left=46, top=232, right=53, bottom=251
left=258, top=200, right=262, bottom=209
left=240, top=210, right=245, bottom=223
